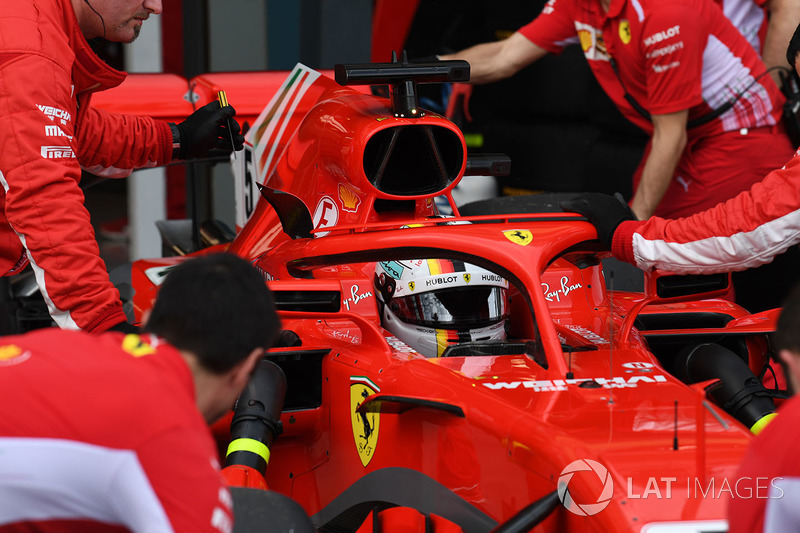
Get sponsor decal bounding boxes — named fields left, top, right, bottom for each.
left=482, top=273, right=505, bottom=284
left=255, top=265, right=274, bottom=282
left=342, top=283, right=373, bottom=311
left=542, top=0, right=556, bottom=15
left=652, top=61, right=680, bottom=73
left=463, top=273, right=471, bottom=284
left=574, top=22, right=609, bottom=60
left=380, top=261, right=404, bottom=280
left=408, top=281, right=416, bottom=292
left=323, top=327, right=361, bottom=344
left=312, top=196, right=339, bottom=237
left=350, top=376, right=380, bottom=467
left=37, top=104, right=71, bottom=125
left=564, top=325, right=608, bottom=345
left=40, top=146, right=75, bottom=159
left=542, top=276, right=583, bottom=302
left=559, top=459, right=613, bottom=516
left=338, top=184, right=361, bottom=213
left=0, top=344, right=31, bottom=366
left=644, top=25, right=680, bottom=47
left=44, top=124, right=73, bottom=140
left=482, top=374, right=667, bottom=391
left=647, top=41, right=684, bottom=59
left=503, top=229, right=533, bottom=246
left=618, top=20, right=631, bottom=45
left=385, top=335, right=420, bottom=354
left=622, top=362, right=654, bottom=370
left=426, top=275, right=459, bottom=287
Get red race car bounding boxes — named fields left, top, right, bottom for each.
left=127, top=60, right=784, bottom=532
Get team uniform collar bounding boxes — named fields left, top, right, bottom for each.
left=604, top=0, right=628, bottom=19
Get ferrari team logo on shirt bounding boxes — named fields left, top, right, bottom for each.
left=619, top=20, right=632, bottom=45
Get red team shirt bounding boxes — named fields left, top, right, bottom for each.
left=0, top=330, right=233, bottom=533
left=518, top=0, right=793, bottom=218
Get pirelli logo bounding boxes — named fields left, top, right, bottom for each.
left=40, top=146, right=75, bottom=159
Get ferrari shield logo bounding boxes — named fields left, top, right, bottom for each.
left=351, top=377, right=380, bottom=467
left=464, top=273, right=471, bottom=283
left=503, top=229, right=533, bottom=246
left=619, top=20, right=631, bottom=44
left=408, top=281, right=416, bottom=292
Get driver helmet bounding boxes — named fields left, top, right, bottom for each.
left=374, top=259, right=510, bottom=357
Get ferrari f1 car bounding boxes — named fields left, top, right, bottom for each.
left=126, top=59, right=786, bottom=532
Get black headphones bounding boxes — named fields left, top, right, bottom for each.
left=83, top=0, right=106, bottom=39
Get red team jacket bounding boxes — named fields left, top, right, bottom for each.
left=0, top=0, right=173, bottom=332
left=0, top=330, right=233, bottom=532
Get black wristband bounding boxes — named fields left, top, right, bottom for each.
left=168, top=122, right=182, bottom=160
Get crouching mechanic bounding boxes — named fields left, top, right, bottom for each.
left=374, top=259, right=510, bottom=357
left=0, top=0, right=245, bottom=334
left=728, top=282, right=800, bottom=532
left=0, top=253, right=280, bottom=532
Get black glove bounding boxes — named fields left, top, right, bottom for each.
left=559, top=192, right=635, bottom=248
left=171, top=101, right=245, bottom=160
left=107, top=320, right=141, bottom=335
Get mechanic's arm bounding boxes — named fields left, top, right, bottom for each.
left=439, top=32, right=548, bottom=85
left=763, top=0, right=800, bottom=86
left=629, top=110, right=688, bottom=220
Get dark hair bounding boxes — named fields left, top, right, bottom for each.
left=774, top=281, right=800, bottom=353
left=144, top=253, right=280, bottom=374
left=787, top=22, right=800, bottom=67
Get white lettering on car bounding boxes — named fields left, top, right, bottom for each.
left=542, top=276, right=583, bottom=302
left=342, top=284, right=373, bottom=311
left=482, top=375, right=668, bottom=391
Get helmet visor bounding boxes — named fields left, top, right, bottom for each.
left=388, top=286, right=508, bottom=328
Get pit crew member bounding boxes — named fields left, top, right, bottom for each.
left=557, top=21, right=800, bottom=314
left=716, top=0, right=800, bottom=85
left=0, top=253, right=280, bottom=532
left=0, top=0, right=244, bottom=334
left=374, top=259, right=510, bottom=357
left=440, top=0, right=794, bottom=221
left=728, top=282, right=800, bottom=532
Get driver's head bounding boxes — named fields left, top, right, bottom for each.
left=374, top=259, right=509, bottom=357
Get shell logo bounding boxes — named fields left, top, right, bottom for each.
left=338, top=184, right=362, bottom=213
left=0, top=344, right=31, bottom=366
left=558, top=459, right=614, bottom=516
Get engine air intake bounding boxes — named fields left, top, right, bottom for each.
left=363, top=125, right=463, bottom=196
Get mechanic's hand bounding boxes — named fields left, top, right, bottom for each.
left=173, top=101, right=245, bottom=160
left=559, top=192, right=635, bottom=248
left=107, top=320, right=141, bottom=335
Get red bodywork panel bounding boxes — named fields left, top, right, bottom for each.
left=125, top=65, right=780, bottom=532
